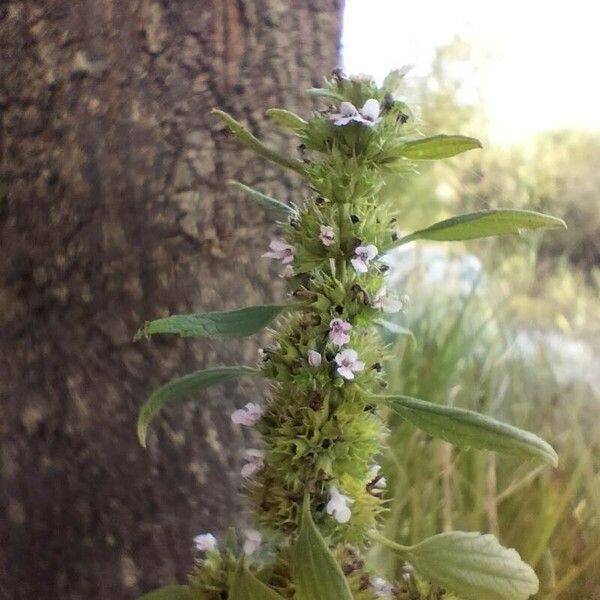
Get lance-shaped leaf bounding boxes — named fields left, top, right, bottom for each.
left=138, top=366, right=261, bottom=447
left=266, top=108, right=308, bottom=134
left=139, top=585, right=192, bottom=600
left=379, top=531, right=539, bottom=600
left=305, top=87, right=346, bottom=102
left=383, top=395, right=558, bottom=466
left=227, top=181, right=297, bottom=217
left=230, top=559, right=286, bottom=600
left=212, top=109, right=305, bottom=174
left=398, top=134, right=482, bottom=159
left=375, top=318, right=416, bottom=344
left=136, top=304, right=291, bottom=340
left=396, top=208, right=567, bottom=245
left=292, top=495, right=353, bottom=600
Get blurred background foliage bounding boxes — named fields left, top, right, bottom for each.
left=371, top=40, right=600, bottom=599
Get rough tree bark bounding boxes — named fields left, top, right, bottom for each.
left=0, top=1, right=343, bottom=598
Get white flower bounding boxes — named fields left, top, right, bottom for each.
left=241, top=448, right=264, bottom=478
left=193, top=533, right=217, bottom=552
left=368, top=464, right=381, bottom=481
left=351, top=244, right=378, bottom=273
left=326, top=486, right=354, bottom=523
left=231, top=402, right=263, bottom=427
left=372, top=286, right=405, bottom=313
left=243, top=529, right=262, bottom=555
left=360, top=99, right=380, bottom=124
left=329, top=318, right=352, bottom=346
left=319, top=225, right=335, bottom=247
left=334, top=349, right=365, bottom=380
left=262, top=238, right=295, bottom=264
left=330, top=99, right=381, bottom=127
left=307, top=350, right=322, bottom=367
left=371, top=576, right=394, bottom=597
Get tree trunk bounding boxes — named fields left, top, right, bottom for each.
left=0, top=2, right=343, bottom=598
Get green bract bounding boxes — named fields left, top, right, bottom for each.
left=292, top=495, right=353, bottom=600
left=135, top=72, right=564, bottom=599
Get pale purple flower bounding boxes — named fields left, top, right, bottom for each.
left=330, top=101, right=361, bottom=126
left=330, top=99, right=381, bottom=127
left=326, top=486, right=354, bottom=523
left=360, top=99, right=381, bottom=125
left=371, top=577, right=394, bottom=597
left=319, top=225, right=335, bottom=247
left=263, top=238, right=294, bottom=264
left=334, top=349, right=365, bottom=380
left=351, top=244, right=378, bottom=273
left=243, top=529, right=262, bottom=555
left=307, top=350, right=322, bottom=367
left=241, top=448, right=264, bottom=478
left=372, top=286, right=405, bottom=313
left=329, top=318, right=352, bottom=346
left=193, top=533, right=217, bottom=552
left=231, top=402, right=263, bottom=427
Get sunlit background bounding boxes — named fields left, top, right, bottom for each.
left=343, top=0, right=600, bottom=144
left=342, top=2, right=600, bottom=598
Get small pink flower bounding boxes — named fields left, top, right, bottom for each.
left=330, top=101, right=361, bottom=126
left=351, top=244, right=378, bottom=273
left=330, top=99, right=381, bottom=127
left=241, top=448, right=264, bottom=478
left=307, top=350, right=322, bottom=367
left=372, top=286, right=405, bottom=313
left=329, top=318, right=352, bottom=346
left=243, top=529, right=262, bottom=555
left=334, top=349, right=365, bottom=380
left=263, top=238, right=295, bottom=264
left=360, top=99, right=381, bottom=125
left=193, top=533, right=217, bottom=552
left=326, top=486, right=354, bottom=523
left=319, top=225, right=335, bottom=247
left=231, top=402, right=263, bottom=427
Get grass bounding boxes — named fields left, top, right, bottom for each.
left=372, top=263, right=600, bottom=599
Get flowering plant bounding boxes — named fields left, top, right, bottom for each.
left=135, top=71, right=566, bottom=600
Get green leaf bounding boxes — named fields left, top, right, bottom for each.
left=135, top=304, right=291, bottom=340
left=382, top=65, right=412, bottom=95
left=305, top=88, right=346, bottom=102
left=138, top=585, right=192, bottom=600
left=212, top=109, right=305, bottom=174
left=396, top=209, right=567, bottom=245
left=266, top=108, right=308, bottom=134
left=292, top=495, right=353, bottom=600
left=228, top=180, right=297, bottom=216
left=138, top=366, right=261, bottom=447
left=407, top=532, right=539, bottom=600
left=398, top=134, right=482, bottom=159
left=375, top=318, right=416, bottom=344
left=230, top=559, right=286, bottom=600
left=384, top=395, right=558, bottom=466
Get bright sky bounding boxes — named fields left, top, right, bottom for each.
left=343, top=0, right=600, bottom=144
